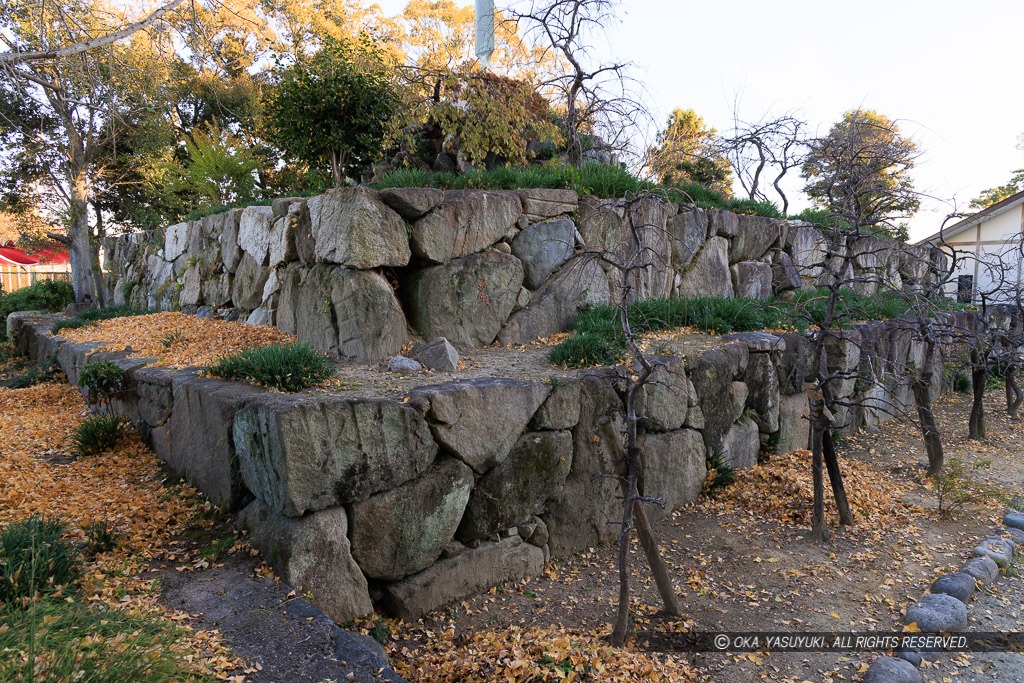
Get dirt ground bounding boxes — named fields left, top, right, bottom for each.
left=321, top=328, right=724, bottom=399
left=383, top=387, right=1023, bottom=683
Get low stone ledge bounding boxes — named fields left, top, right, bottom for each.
left=378, top=535, right=544, bottom=620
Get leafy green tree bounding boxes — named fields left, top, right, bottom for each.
left=648, top=108, right=732, bottom=196
left=801, top=109, right=919, bottom=240
left=266, top=36, right=398, bottom=187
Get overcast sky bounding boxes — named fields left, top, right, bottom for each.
left=370, top=0, right=1024, bottom=241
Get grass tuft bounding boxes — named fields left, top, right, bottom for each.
left=69, top=414, right=126, bottom=457
left=206, top=342, right=333, bottom=392
left=0, top=516, right=80, bottom=604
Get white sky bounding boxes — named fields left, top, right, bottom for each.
left=370, top=0, right=1024, bottom=241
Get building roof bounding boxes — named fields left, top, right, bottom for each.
left=915, top=188, right=1024, bottom=246
left=0, top=243, right=37, bottom=266
left=0, top=240, right=70, bottom=267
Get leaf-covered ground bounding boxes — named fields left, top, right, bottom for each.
left=57, top=311, right=295, bottom=368
left=366, top=388, right=1020, bottom=683
left=0, top=381, right=244, bottom=679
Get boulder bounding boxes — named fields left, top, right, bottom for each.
left=497, top=256, right=610, bottom=345
left=245, top=306, right=269, bottom=326
left=220, top=210, right=243, bottom=273
left=387, top=355, right=422, bottom=375
left=786, top=226, right=826, bottom=279
left=863, top=657, right=921, bottom=683
left=687, top=348, right=734, bottom=455
left=824, top=330, right=861, bottom=397
left=238, top=501, right=372, bottom=624
left=411, top=337, right=459, bottom=373
left=179, top=266, right=202, bottom=307
left=545, top=372, right=623, bottom=554
left=961, top=556, right=999, bottom=585
left=677, top=236, right=734, bottom=299
left=529, top=379, right=581, bottom=430
left=404, top=252, right=523, bottom=348
left=168, top=375, right=263, bottom=509
left=776, top=393, right=810, bottom=454
left=378, top=187, right=444, bottom=221
left=743, top=352, right=781, bottom=432
left=720, top=419, right=759, bottom=469
left=511, top=218, right=576, bottom=289
left=904, top=592, right=967, bottom=632
left=577, top=197, right=626, bottom=256
left=772, top=250, right=803, bottom=291
left=234, top=393, right=438, bottom=516
left=929, top=572, right=977, bottom=604
left=516, top=188, right=578, bottom=221
left=267, top=214, right=298, bottom=267
left=727, top=382, right=749, bottom=425
left=722, top=331, right=786, bottom=353
left=201, top=273, right=232, bottom=307
left=707, top=209, right=739, bottom=238
left=1003, top=511, right=1024, bottom=531
left=457, top=430, right=573, bottom=541
left=666, top=208, right=707, bottom=269
left=730, top=261, right=773, bottom=299
left=232, top=252, right=270, bottom=310
left=238, top=205, right=274, bottom=265
left=410, top=190, right=522, bottom=263
left=635, top=356, right=689, bottom=432
left=409, top=378, right=549, bottom=474
left=164, top=221, right=191, bottom=262
left=729, top=215, right=780, bottom=263
left=973, top=537, right=1014, bottom=568
left=276, top=264, right=407, bottom=363
left=309, top=187, right=411, bottom=268
left=775, top=333, right=816, bottom=394
left=642, top=429, right=706, bottom=520
left=348, top=457, right=473, bottom=581
left=379, top=536, right=544, bottom=620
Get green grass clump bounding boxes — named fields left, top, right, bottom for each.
left=84, top=520, right=120, bottom=555
left=705, top=448, right=737, bottom=494
left=549, top=288, right=968, bottom=368
left=52, top=305, right=154, bottom=335
left=206, top=342, right=333, bottom=392
left=2, top=354, right=60, bottom=389
left=0, top=599, right=212, bottom=682
left=0, top=516, right=80, bottom=604
left=376, top=161, right=795, bottom=220
left=0, top=279, right=75, bottom=340
left=70, top=414, right=126, bottom=457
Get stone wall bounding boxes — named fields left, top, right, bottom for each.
left=9, top=309, right=965, bottom=625
left=102, top=188, right=950, bottom=361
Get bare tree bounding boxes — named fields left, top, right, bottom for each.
left=719, top=111, right=808, bottom=214
left=503, top=0, right=650, bottom=166
left=569, top=191, right=683, bottom=645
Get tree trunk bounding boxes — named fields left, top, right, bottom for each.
left=809, top=420, right=828, bottom=541
left=68, top=178, right=97, bottom=306
left=822, top=429, right=854, bottom=526
left=912, top=375, right=944, bottom=476
left=609, top=470, right=635, bottom=648
left=968, top=350, right=986, bottom=440
left=1006, top=367, right=1022, bottom=419
left=600, top=421, right=680, bottom=619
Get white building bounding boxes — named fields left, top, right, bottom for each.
left=916, top=189, right=1024, bottom=303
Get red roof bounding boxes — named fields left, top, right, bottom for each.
left=0, top=243, right=36, bottom=266
left=0, top=241, right=70, bottom=266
